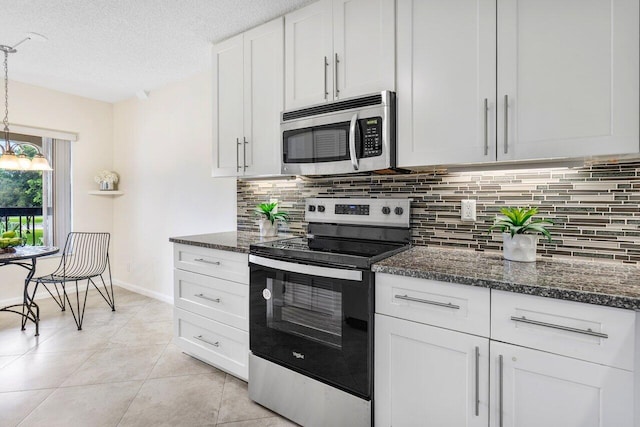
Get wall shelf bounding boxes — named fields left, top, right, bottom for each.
left=88, top=191, right=124, bottom=196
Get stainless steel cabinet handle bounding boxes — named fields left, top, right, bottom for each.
left=475, top=346, right=480, bottom=416
left=394, top=294, right=460, bottom=310
left=194, top=335, right=220, bottom=347
left=348, top=112, right=359, bottom=170
left=334, top=53, right=340, bottom=98
left=483, top=98, right=489, bottom=156
left=323, top=56, right=329, bottom=100
left=503, top=94, right=508, bottom=154
left=243, top=137, right=248, bottom=171
left=498, top=354, right=504, bottom=427
left=510, top=316, right=609, bottom=339
left=194, top=293, right=221, bottom=303
left=193, top=258, right=221, bottom=266
left=236, top=137, right=241, bottom=171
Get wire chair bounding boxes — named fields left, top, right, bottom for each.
left=30, top=232, right=115, bottom=330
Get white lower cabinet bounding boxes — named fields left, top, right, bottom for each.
left=173, top=244, right=249, bottom=380
left=375, top=314, right=489, bottom=427
left=374, top=274, right=637, bottom=426
left=490, top=341, right=634, bottom=427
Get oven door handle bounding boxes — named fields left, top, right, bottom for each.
left=349, top=112, right=359, bottom=171
left=249, top=255, right=362, bottom=281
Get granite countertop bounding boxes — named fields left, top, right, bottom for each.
left=169, top=231, right=292, bottom=254
left=373, top=246, right=640, bottom=310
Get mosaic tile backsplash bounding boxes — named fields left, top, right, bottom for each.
left=237, top=161, right=640, bottom=264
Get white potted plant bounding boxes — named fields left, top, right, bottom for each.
left=489, top=207, right=553, bottom=262
left=255, top=202, right=290, bottom=237
left=94, top=170, right=119, bottom=191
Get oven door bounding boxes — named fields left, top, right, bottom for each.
left=249, top=255, right=372, bottom=399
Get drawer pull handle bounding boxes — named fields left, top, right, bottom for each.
left=194, top=335, right=220, bottom=347
left=474, top=346, right=480, bottom=416
left=394, top=294, right=460, bottom=310
left=510, top=316, right=608, bottom=339
left=194, top=258, right=221, bottom=266
left=498, top=354, right=504, bottom=427
left=194, top=293, right=221, bottom=303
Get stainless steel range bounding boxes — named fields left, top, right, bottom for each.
left=248, top=198, right=411, bottom=427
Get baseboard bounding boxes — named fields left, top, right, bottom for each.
left=112, top=279, right=173, bottom=305
left=0, top=288, right=60, bottom=307
left=0, top=280, right=173, bottom=308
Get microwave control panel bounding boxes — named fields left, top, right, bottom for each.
left=361, top=117, right=383, bottom=158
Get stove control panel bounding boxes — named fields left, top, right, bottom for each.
left=306, top=198, right=410, bottom=227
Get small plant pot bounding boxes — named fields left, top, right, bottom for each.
left=99, top=181, right=117, bottom=191
left=502, top=233, right=537, bottom=262
left=258, top=219, right=278, bottom=237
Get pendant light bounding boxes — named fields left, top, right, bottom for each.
left=0, top=35, right=53, bottom=171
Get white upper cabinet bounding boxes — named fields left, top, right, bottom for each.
left=212, top=34, right=244, bottom=176
left=497, top=0, right=639, bottom=161
left=397, top=0, right=639, bottom=168
left=332, top=0, right=395, bottom=100
left=285, top=0, right=395, bottom=109
left=397, top=0, right=497, bottom=167
left=212, top=18, right=284, bottom=177
left=242, top=19, right=284, bottom=176
left=285, top=1, right=333, bottom=109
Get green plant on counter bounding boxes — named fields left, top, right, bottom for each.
left=489, top=207, right=553, bottom=242
left=255, top=202, right=290, bottom=225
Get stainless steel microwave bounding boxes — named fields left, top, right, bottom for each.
left=281, top=91, right=396, bottom=176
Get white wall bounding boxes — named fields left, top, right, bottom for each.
left=0, top=80, right=114, bottom=303
left=112, top=71, right=236, bottom=302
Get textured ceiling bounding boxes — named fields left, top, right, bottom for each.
left=0, top=0, right=314, bottom=103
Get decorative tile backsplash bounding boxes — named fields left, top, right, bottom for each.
left=237, top=161, right=640, bottom=264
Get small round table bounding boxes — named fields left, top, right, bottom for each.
left=0, top=246, right=59, bottom=336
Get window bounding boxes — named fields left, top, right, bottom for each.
left=0, top=133, right=71, bottom=247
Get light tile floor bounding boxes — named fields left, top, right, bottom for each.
left=0, top=287, right=297, bottom=427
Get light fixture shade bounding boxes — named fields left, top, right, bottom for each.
left=17, top=153, right=32, bottom=169
left=0, top=152, right=20, bottom=169
left=30, top=154, right=53, bottom=171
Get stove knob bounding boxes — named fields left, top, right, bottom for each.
left=308, top=205, right=316, bottom=212
left=394, top=207, right=404, bottom=215
left=382, top=206, right=391, bottom=215
left=318, top=205, right=326, bottom=213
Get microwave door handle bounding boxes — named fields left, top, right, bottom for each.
left=349, top=112, right=359, bottom=171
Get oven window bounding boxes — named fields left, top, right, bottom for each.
left=283, top=123, right=350, bottom=164
left=266, top=276, right=342, bottom=349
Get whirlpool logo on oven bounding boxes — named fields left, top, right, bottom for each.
left=292, top=351, right=305, bottom=360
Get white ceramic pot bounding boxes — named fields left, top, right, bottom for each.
left=502, top=233, right=537, bottom=262
left=259, top=219, right=278, bottom=237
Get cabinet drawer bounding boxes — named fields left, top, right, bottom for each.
left=491, top=290, right=636, bottom=370
left=174, top=244, right=249, bottom=284
left=174, top=269, right=248, bottom=331
left=174, top=307, right=249, bottom=380
left=375, top=273, right=491, bottom=337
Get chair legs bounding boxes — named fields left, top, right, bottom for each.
left=38, top=273, right=116, bottom=331
left=39, top=281, right=66, bottom=311
left=63, top=280, right=90, bottom=330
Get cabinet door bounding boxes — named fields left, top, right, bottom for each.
left=497, top=0, right=639, bottom=161
left=243, top=18, right=284, bottom=176
left=212, top=34, right=244, bottom=177
left=397, top=0, right=496, bottom=168
left=285, top=0, right=333, bottom=109
left=375, top=314, right=489, bottom=427
left=332, top=0, right=395, bottom=100
left=489, top=341, right=634, bottom=427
